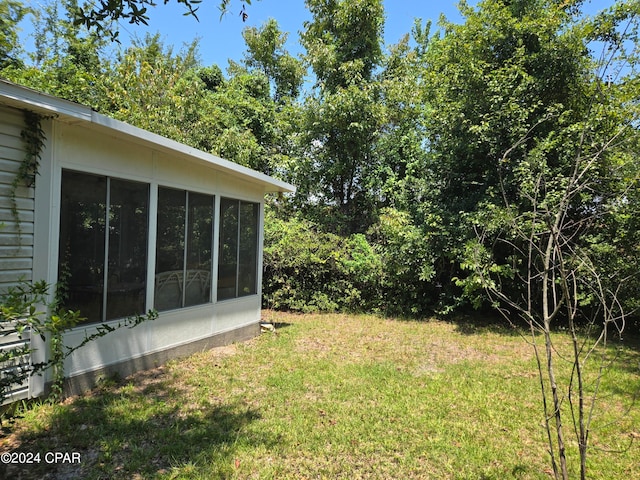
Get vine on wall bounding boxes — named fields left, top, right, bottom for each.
left=0, top=281, right=158, bottom=406
left=10, top=110, right=46, bottom=233
left=18, top=110, right=45, bottom=187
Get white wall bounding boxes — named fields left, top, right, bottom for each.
left=0, top=106, right=34, bottom=291
left=0, top=106, right=37, bottom=402
left=62, top=296, right=261, bottom=378
left=38, top=120, right=266, bottom=380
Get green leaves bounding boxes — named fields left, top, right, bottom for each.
left=299, top=0, right=395, bottom=234
left=72, top=0, right=203, bottom=41
left=302, top=0, right=384, bottom=91
left=242, top=18, right=305, bottom=102
left=0, top=0, right=27, bottom=69
left=263, top=212, right=382, bottom=313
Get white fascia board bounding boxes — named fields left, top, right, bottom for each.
left=91, top=112, right=295, bottom=193
left=0, top=79, right=92, bottom=122
left=0, top=79, right=296, bottom=194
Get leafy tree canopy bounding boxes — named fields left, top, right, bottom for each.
left=1, top=0, right=638, bottom=324
left=0, top=0, right=26, bottom=68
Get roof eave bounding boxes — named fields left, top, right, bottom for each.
left=0, top=79, right=296, bottom=194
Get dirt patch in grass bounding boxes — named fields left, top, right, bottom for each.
left=294, top=313, right=533, bottom=372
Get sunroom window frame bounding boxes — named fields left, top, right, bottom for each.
left=154, top=186, right=216, bottom=312
left=217, top=197, right=260, bottom=301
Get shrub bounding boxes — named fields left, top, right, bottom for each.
left=263, top=211, right=382, bottom=313
left=369, top=208, right=439, bottom=317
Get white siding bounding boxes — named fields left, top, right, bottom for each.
left=0, top=105, right=34, bottom=403
left=0, top=106, right=34, bottom=291
left=0, top=325, right=31, bottom=403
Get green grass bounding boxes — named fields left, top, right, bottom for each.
left=1, top=312, right=639, bottom=479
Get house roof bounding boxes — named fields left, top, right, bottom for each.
left=0, top=79, right=295, bottom=194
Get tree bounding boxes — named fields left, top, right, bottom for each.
left=299, top=0, right=386, bottom=234
left=204, top=67, right=277, bottom=171
left=419, top=0, right=600, bottom=309
left=364, top=22, right=449, bottom=315
left=234, top=19, right=306, bottom=177
left=375, top=22, right=431, bottom=208
left=100, top=33, right=203, bottom=139
left=2, top=0, right=109, bottom=107
left=449, top=1, right=640, bottom=478
left=241, top=18, right=305, bottom=102
left=465, top=101, right=639, bottom=480
left=302, top=0, right=383, bottom=91
left=0, top=0, right=27, bottom=69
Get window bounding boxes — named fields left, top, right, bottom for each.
left=58, top=170, right=149, bottom=323
left=58, top=171, right=260, bottom=321
left=154, top=187, right=214, bottom=311
left=217, top=198, right=259, bottom=300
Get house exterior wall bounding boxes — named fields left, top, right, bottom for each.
left=0, top=105, right=34, bottom=403
left=0, top=106, right=34, bottom=290
left=0, top=86, right=290, bottom=401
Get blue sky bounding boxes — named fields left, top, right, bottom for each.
left=107, top=0, right=471, bottom=67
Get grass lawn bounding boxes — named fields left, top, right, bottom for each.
left=1, top=311, right=639, bottom=479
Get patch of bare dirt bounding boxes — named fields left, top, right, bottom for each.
left=292, top=315, right=535, bottom=378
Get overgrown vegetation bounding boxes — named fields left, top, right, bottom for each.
left=263, top=208, right=438, bottom=316
left=1, top=312, right=638, bottom=479
left=2, top=0, right=638, bottom=324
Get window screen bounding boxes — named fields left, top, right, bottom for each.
left=217, top=198, right=259, bottom=300
left=154, top=187, right=214, bottom=311
left=58, top=170, right=149, bottom=323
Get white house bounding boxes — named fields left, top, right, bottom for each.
left=0, top=80, right=294, bottom=402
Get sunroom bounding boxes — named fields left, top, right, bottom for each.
left=0, top=80, right=294, bottom=401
